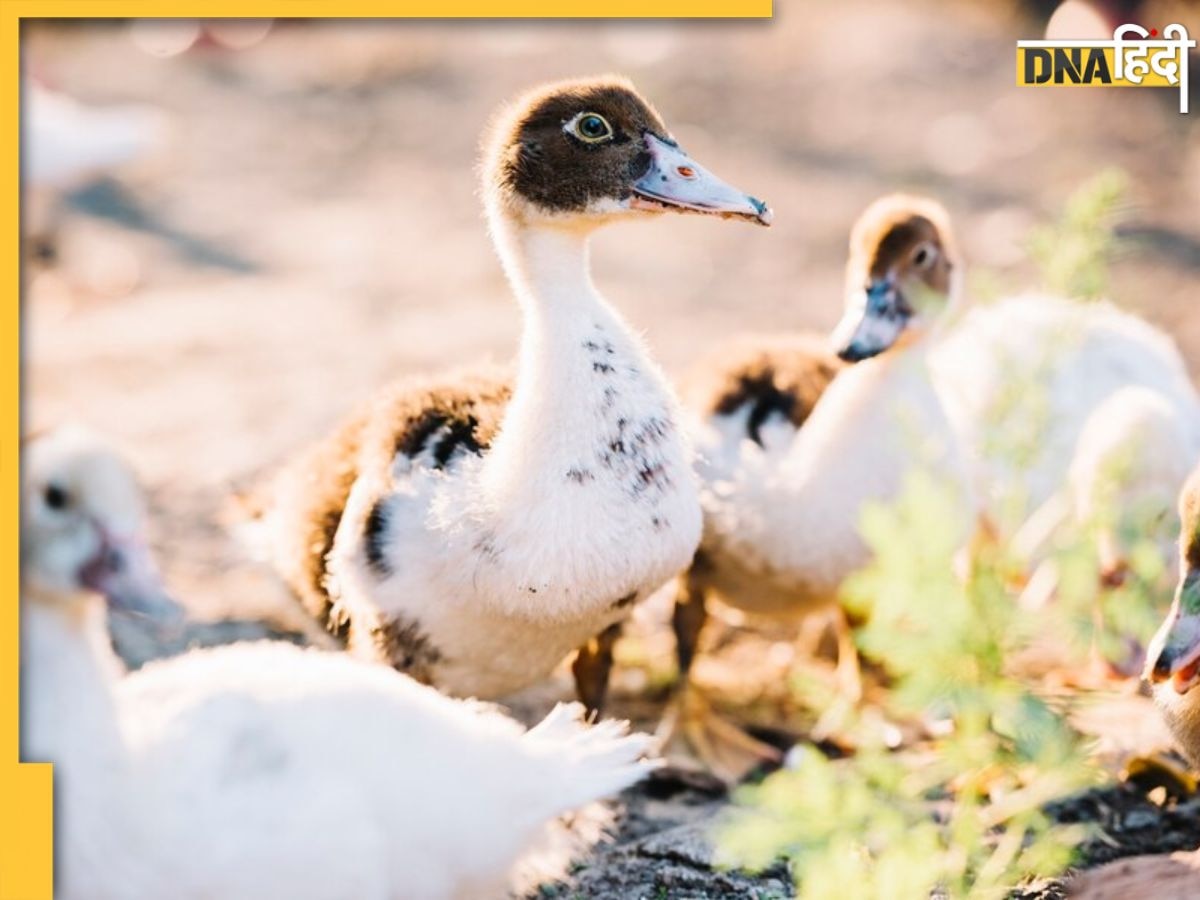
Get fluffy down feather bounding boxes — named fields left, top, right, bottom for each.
left=931, top=293, right=1200, bottom=524
left=26, top=614, right=655, bottom=900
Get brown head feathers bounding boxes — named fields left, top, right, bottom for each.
left=847, top=193, right=958, bottom=298
left=482, top=75, right=668, bottom=218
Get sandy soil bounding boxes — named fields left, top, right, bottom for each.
left=22, top=4, right=1200, bottom=896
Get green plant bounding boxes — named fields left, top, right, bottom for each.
left=974, top=166, right=1167, bottom=667
left=717, top=472, right=1096, bottom=899
left=1036, top=438, right=1176, bottom=667
left=1026, top=168, right=1128, bottom=301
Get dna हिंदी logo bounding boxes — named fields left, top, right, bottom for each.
left=1016, top=23, right=1195, bottom=113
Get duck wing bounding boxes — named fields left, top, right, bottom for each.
left=243, top=367, right=512, bottom=639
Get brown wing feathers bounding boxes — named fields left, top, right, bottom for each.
left=251, top=368, right=512, bottom=638
left=686, top=334, right=842, bottom=443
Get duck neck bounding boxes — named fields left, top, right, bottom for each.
left=21, top=593, right=161, bottom=893
left=851, top=329, right=940, bottom=396
left=21, top=591, right=126, bottom=768
left=481, top=215, right=670, bottom=501
left=493, top=217, right=600, bottom=320
left=784, top=330, right=952, bottom=503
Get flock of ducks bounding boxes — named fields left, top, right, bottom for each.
left=21, top=75, right=1200, bottom=897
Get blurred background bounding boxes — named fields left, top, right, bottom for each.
left=21, top=2, right=1200, bottom=628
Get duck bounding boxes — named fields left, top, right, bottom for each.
left=21, top=426, right=659, bottom=900
left=671, top=195, right=971, bottom=775
left=25, top=82, right=167, bottom=190
left=1146, top=462, right=1200, bottom=767
left=23, top=81, right=168, bottom=274
left=673, top=193, right=1200, bottom=776
left=931, top=303, right=1200, bottom=587
left=244, top=76, right=771, bottom=711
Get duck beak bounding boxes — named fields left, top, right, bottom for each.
left=830, top=279, right=913, bottom=362
left=1147, top=568, right=1200, bottom=695
left=81, top=532, right=183, bottom=624
left=630, top=134, right=772, bottom=226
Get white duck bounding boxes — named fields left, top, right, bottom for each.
left=21, top=427, right=658, bottom=900
left=1120, top=465, right=1200, bottom=900
left=675, top=194, right=1200, bottom=774
left=932, top=303, right=1200, bottom=584
left=25, top=83, right=166, bottom=190
left=23, top=81, right=168, bottom=270
left=247, top=76, right=771, bottom=711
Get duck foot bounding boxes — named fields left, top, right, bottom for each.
left=1121, top=749, right=1198, bottom=799
left=656, top=683, right=783, bottom=784
left=832, top=606, right=864, bottom=703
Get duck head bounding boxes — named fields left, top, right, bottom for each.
left=831, top=194, right=959, bottom=363
left=482, top=75, right=772, bottom=231
left=1147, top=465, right=1200, bottom=695
left=22, top=427, right=178, bottom=620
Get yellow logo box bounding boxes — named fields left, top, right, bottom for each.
left=1016, top=47, right=1177, bottom=87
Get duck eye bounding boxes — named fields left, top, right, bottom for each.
left=912, top=242, right=937, bottom=270
left=44, top=483, right=70, bottom=511
left=569, top=112, right=613, bottom=144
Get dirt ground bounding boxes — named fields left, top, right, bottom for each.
left=22, top=4, right=1200, bottom=897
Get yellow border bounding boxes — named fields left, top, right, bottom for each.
left=5, top=1, right=772, bottom=16
left=3, top=9, right=54, bottom=898
left=1, top=7, right=771, bottom=898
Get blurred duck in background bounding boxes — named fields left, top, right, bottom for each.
left=1147, top=463, right=1200, bottom=768
left=840, top=197, right=1199, bottom=572
left=22, top=427, right=658, bottom=900
left=674, top=196, right=972, bottom=776
left=23, top=80, right=168, bottom=298
left=243, top=76, right=771, bottom=714
left=25, top=81, right=166, bottom=192
left=673, top=194, right=1200, bottom=778
left=1072, top=468, right=1200, bottom=899
left=930, top=247, right=1200, bottom=600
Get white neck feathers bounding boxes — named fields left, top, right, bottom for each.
left=480, top=217, right=662, bottom=501
left=452, top=210, right=697, bottom=615
left=782, top=332, right=957, bottom=509
left=21, top=595, right=126, bottom=770
left=491, top=218, right=598, bottom=317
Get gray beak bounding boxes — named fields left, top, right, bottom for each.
left=81, top=533, right=184, bottom=625
left=631, top=134, right=772, bottom=226
left=830, top=280, right=913, bottom=363
left=1147, top=568, right=1200, bottom=695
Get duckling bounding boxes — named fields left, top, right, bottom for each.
left=674, top=193, right=1200, bottom=775
left=670, top=196, right=970, bottom=775
left=687, top=196, right=968, bottom=614
left=246, top=76, right=771, bottom=710
left=1146, top=463, right=1200, bottom=767
left=934, top=305, right=1200, bottom=581
left=21, top=427, right=658, bottom=900
left=836, top=196, right=1199, bottom=574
